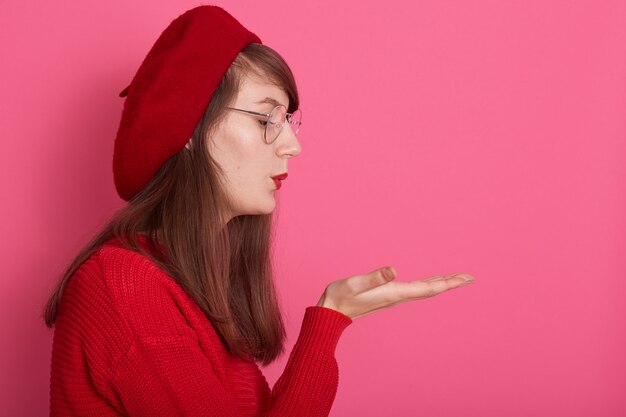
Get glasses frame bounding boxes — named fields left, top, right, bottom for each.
left=226, top=105, right=302, bottom=144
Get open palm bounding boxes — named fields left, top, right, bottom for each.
left=317, top=267, right=475, bottom=320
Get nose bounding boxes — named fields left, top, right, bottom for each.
left=275, top=123, right=302, bottom=158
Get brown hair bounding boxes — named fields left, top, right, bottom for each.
left=43, top=43, right=300, bottom=366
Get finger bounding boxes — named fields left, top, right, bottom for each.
left=394, top=275, right=473, bottom=299
left=453, top=273, right=475, bottom=282
left=354, top=281, right=470, bottom=320
left=346, top=266, right=396, bottom=294
left=352, top=274, right=476, bottom=320
left=423, top=273, right=473, bottom=283
left=422, top=275, right=449, bottom=282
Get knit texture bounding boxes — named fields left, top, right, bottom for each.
left=50, top=237, right=352, bottom=416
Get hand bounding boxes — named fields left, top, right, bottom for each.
left=316, top=267, right=475, bottom=320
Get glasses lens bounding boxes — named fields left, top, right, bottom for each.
left=265, top=105, right=287, bottom=143
left=288, top=109, right=302, bottom=135
left=264, top=106, right=302, bottom=143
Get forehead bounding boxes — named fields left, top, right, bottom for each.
left=235, top=74, right=289, bottom=108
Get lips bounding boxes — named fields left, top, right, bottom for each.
left=271, top=173, right=288, bottom=181
left=271, top=173, right=287, bottom=190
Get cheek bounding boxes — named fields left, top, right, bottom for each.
left=210, top=124, right=268, bottom=185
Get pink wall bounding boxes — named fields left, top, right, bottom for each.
left=1, top=1, right=625, bottom=415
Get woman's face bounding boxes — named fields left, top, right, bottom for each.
left=208, top=73, right=302, bottom=220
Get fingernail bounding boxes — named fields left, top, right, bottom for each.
left=383, top=267, right=396, bottom=280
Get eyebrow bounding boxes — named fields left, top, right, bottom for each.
left=255, top=97, right=287, bottom=108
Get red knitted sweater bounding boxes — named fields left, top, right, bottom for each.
left=50, top=236, right=353, bottom=416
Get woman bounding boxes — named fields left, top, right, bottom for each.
left=44, top=5, right=475, bottom=416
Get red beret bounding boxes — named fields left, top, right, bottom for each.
left=113, top=5, right=261, bottom=201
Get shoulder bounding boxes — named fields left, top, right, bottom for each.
left=96, top=240, right=174, bottom=301
left=52, top=239, right=213, bottom=402
left=62, top=238, right=203, bottom=339
left=96, top=236, right=167, bottom=279
left=66, top=239, right=168, bottom=306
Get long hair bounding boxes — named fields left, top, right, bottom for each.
left=43, top=43, right=300, bottom=366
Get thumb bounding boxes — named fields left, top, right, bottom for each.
left=380, top=266, right=397, bottom=282
left=351, top=266, right=396, bottom=293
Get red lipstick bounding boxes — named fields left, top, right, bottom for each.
left=271, top=173, right=288, bottom=190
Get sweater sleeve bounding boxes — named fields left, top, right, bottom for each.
left=264, top=306, right=353, bottom=417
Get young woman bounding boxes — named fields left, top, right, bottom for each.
left=44, top=5, right=475, bottom=416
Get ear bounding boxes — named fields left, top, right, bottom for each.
left=185, top=137, right=193, bottom=150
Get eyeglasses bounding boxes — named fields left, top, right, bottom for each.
left=226, top=105, right=302, bottom=144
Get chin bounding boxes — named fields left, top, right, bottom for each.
left=262, top=200, right=277, bottom=214
left=260, top=202, right=276, bottom=214
left=244, top=200, right=276, bottom=216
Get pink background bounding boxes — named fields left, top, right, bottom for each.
left=1, top=1, right=625, bottom=415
